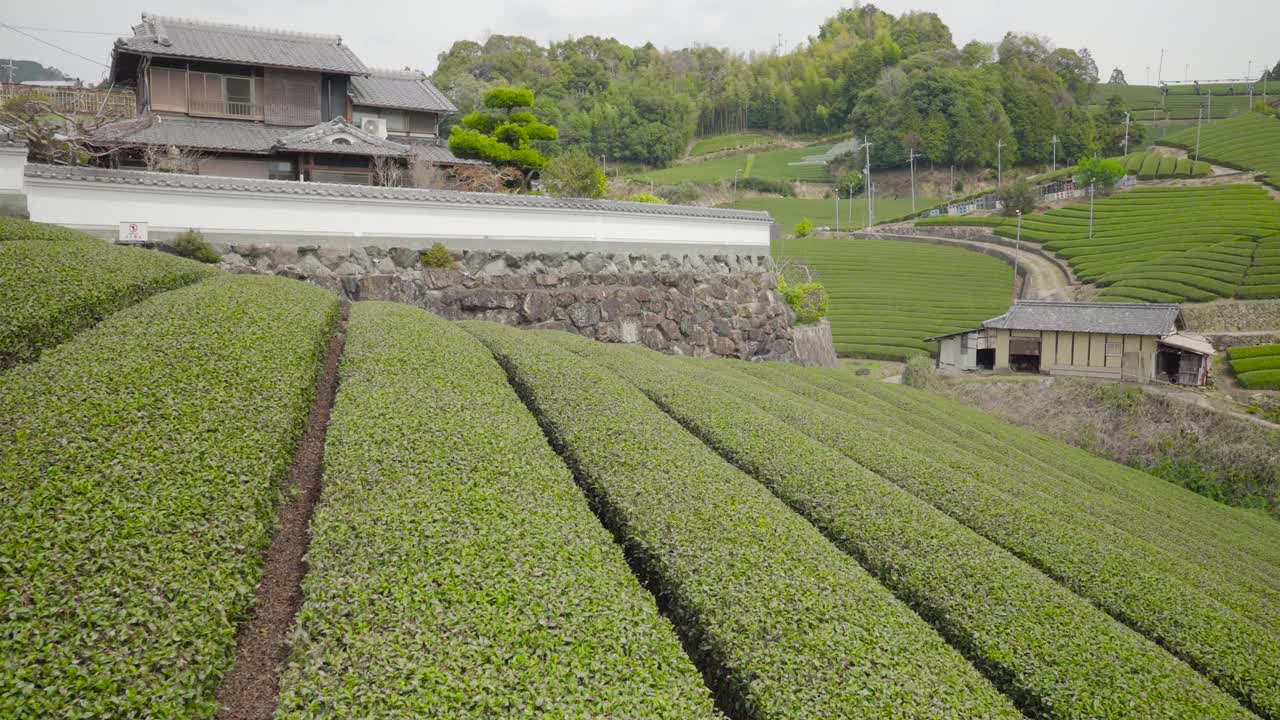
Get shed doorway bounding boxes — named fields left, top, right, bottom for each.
left=1008, top=336, right=1041, bottom=373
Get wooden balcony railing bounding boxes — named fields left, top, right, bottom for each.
left=188, top=99, right=265, bottom=120
left=0, top=83, right=136, bottom=119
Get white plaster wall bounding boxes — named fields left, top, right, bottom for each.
left=25, top=177, right=771, bottom=248
left=0, top=147, right=26, bottom=193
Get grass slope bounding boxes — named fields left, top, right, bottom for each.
left=721, top=196, right=921, bottom=231
left=276, top=303, right=719, bottom=718
left=774, top=237, right=1013, bottom=359
left=0, top=276, right=338, bottom=718
left=689, top=133, right=769, bottom=157
left=635, top=142, right=835, bottom=184
left=0, top=218, right=213, bottom=367
left=1161, top=112, right=1280, bottom=187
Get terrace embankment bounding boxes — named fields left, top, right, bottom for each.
left=214, top=243, right=799, bottom=361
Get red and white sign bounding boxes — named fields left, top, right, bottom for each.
left=118, top=221, right=148, bottom=243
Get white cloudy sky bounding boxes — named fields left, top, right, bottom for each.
left=3, top=0, right=1277, bottom=85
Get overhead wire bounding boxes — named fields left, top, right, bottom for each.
left=0, top=22, right=111, bottom=69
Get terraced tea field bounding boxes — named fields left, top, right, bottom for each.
left=1161, top=112, right=1280, bottom=187
left=1092, top=83, right=1259, bottom=119
left=4, top=220, right=1279, bottom=719
left=1228, top=343, right=1280, bottom=389
left=635, top=142, right=835, bottom=184
left=921, top=185, right=1280, bottom=303
left=774, top=237, right=1013, bottom=359
left=1120, top=151, right=1212, bottom=179
left=689, top=132, right=770, bottom=157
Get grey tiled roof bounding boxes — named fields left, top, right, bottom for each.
left=387, top=136, right=483, bottom=165
left=24, top=165, right=774, bottom=223
left=350, top=69, right=457, bottom=113
left=115, top=14, right=366, bottom=74
left=91, top=115, right=407, bottom=157
left=275, top=117, right=407, bottom=157
left=982, top=301, right=1183, bottom=336
left=93, top=115, right=279, bottom=153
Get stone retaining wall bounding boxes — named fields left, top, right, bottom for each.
left=213, top=241, right=797, bottom=361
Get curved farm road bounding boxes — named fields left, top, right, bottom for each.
left=852, top=229, right=1074, bottom=300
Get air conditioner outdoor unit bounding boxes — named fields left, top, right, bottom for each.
left=361, top=117, right=388, bottom=139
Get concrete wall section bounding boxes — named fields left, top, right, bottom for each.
left=23, top=166, right=772, bottom=252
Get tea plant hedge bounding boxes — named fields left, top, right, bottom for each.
left=275, top=303, right=720, bottom=719
left=0, top=275, right=338, bottom=718
left=464, top=321, right=1021, bottom=719
left=1228, top=344, right=1280, bottom=389
left=944, top=185, right=1280, bottom=301
left=0, top=218, right=213, bottom=366
left=772, top=237, right=1012, bottom=359
left=548, top=333, right=1254, bottom=720
left=1161, top=112, right=1280, bottom=187
left=713, top=362, right=1280, bottom=717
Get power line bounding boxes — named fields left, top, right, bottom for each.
left=0, top=22, right=110, bottom=69
left=6, top=25, right=119, bottom=36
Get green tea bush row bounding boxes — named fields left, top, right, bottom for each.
left=464, top=322, right=1021, bottom=719
left=1228, top=344, right=1280, bottom=360
left=551, top=334, right=1255, bottom=720
left=0, top=219, right=213, bottom=366
left=700, top=362, right=1280, bottom=717
left=275, top=304, right=718, bottom=719
left=788, top=369, right=1280, bottom=614
left=775, top=237, right=1011, bottom=360
left=916, top=215, right=1009, bottom=227
left=1231, top=356, right=1280, bottom=373
left=1239, top=369, right=1280, bottom=389
left=0, top=275, right=338, bottom=718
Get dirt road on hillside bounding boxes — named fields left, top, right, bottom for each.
left=852, top=231, right=1074, bottom=300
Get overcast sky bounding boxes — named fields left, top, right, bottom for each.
left=3, top=0, right=1277, bottom=87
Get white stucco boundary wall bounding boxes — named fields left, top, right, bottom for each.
left=21, top=164, right=773, bottom=252
left=0, top=145, right=26, bottom=192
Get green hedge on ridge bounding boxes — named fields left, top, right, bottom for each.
left=274, top=303, right=720, bottom=719
left=0, top=275, right=338, bottom=718
left=464, top=322, right=1022, bottom=719
left=0, top=219, right=214, bottom=367
left=549, top=333, right=1255, bottom=720
left=1228, top=344, right=1280, bottom=360
left=693, top=361, right=1280, bottom=718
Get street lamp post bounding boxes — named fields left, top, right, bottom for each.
left=1051, top=135, right=1059, bottom=172
left=1122, top=112, right=1130, bottom=156
left=863, top=137, right=875, bottom=228
left=848, top=182, right=857, bottom=226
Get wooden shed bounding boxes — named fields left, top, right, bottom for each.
left=930, top=301, right=1213, bottom=386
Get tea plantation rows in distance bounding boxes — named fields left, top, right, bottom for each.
left=1161, top=112, right=1280, bottom=188
left=773, top=237, right=1014, bottom=359
left=920, top=184, right=1280, bottom=303
left=3, top=220, right=1279, bottom=718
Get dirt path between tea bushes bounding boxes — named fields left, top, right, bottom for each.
left=215, top=308, right=347, bottom=720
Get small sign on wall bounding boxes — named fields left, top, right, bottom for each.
left=119, top=221, right=148, bottom=244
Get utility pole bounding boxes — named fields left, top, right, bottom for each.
left=1051, top=135, right=1059, bottom=172
left=863, top=136, right=874, bottom=228
left=1088, top=180, right=1096, bottom=243
left=1014, top=210, right=1023, bottom=299
left=1207, top=91, right=1212, bottom=122
left=1158, top=49, right=1164, bottom=84
left=996, top=140, right=1005, bottom=187
left=1195, top=106, right=1203, bottom=160
left=1122, top=112, right=1131, bottom=155
left=848, top=181, right=857, bottom=226
left=907, top=149, right=921, bottom=212
left=2, top=58, right=14, bottom=85
left=950, top=165, right=955, bottom=200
